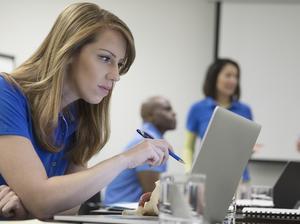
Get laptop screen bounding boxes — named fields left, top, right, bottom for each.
left=191, top=106, right=261, bottom=222
left=273, top=161, right=300, bottom=209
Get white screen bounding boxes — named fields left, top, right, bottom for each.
left=219, top=2, right=300, bottom=161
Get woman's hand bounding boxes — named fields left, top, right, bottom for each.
left=122, top=139, right=171, bottom=169
left=0, top=185, right=28, bottom=219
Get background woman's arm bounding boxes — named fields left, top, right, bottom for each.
left=183, top=130, right=197, bottom=172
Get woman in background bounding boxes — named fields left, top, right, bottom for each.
left=184, top=58, right=253, bottom=183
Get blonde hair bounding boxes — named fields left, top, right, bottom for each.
left=5, top=2, right=135, bottom=165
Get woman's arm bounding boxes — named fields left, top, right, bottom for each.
left=183, top=130, right=197, bottom=172
left=56, top=162, right=88, bottom=216
left=0, top=135, right=170, bottom=219
left=0, top=162, right=87, bottom=218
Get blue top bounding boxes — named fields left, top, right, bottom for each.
left=186, top=97, right=253, bottom=181
left=104, top=123, right=167, bottom=204
left=0, top=75, right=77, bottom=185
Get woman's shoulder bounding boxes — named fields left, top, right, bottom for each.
left=234, top=100, right=252, bottom=112
left=0, top=74, right=27, bottom=104
left=0, top=74, right=16, bottom=91
left=235, top=100, right=251, bottom=108
left=190, top=97, right=214, bottom=109
left=0, top=74, right=10, bottom=87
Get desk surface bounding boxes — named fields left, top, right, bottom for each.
left=2, top=214, right=299, bottom=224
left=0, top=220, right=68, bottom=224
left=54, top=214, right=300, bottom=224
left=1, top=218, right=298, bottom=224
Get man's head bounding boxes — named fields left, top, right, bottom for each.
left=140, top=96, right=176, bottom=134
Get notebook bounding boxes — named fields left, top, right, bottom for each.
left=236, top=199, right=274, bottom=208
left=191, top=106, right=261, bottom=223
left=240, top=207, right=300, bottom=223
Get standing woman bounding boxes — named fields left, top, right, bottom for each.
left=0, top=3, right=171, bottom=219
left=184, top=58, right=253, bottom=182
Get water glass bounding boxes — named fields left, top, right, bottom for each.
left=159, top=173, right=206, bottom=224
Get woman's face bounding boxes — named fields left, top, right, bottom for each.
left=216, top=63, right=239, bottom=98
left=65, top=29, right=126, bottom=106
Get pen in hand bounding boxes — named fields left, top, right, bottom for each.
left=136, top=129, right=185, bottom=164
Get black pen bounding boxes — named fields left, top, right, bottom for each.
left=136, top=129, right=185, bottom=164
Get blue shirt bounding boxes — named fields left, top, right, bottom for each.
left=104, top=123, right=167, bottom=204
left=186, top=97, right=253, bottom=181
left=0, top=75, right=77, bottom=185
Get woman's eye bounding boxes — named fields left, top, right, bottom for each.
left=226, top=73, right=233, bottom=78
left=98, top=55, right=111, bottom=63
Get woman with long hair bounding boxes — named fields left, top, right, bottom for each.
left=0, top=3, right=171, bottom=219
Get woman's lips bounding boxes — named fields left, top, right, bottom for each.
left=98, top=85, right=111, bottom=95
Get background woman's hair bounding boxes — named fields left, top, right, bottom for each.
left=5, top=2, right=136, bottom=165
left=203, top=58, right=240, bottom=101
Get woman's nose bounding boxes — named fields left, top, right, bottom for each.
left=107, top=65, right=120, bottom=82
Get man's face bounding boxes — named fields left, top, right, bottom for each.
left=152, top=98, right=176, bottom=131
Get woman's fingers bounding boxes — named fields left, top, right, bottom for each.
left=1, top=198, right=16, bottom=218
left=147, top=149, right=160, bottom=166
left=148, top=139, right=172, bottom=166
left=147, top=141, right=167, bottom=166
left=156, top=149, right=165, bottom=166
left=124, top=138, right=173, bottom=169
left=0, top=185, right=10, bottom=201
left=0, top=185, right=28, bottom=219
left=152, top=140, right=170, bottom=165
left=158, top=140, right=170, bottom=164
left=0, top=190, right=13, bottom=208
left=162, top=147, right=169, bottom=164
left=0, top=191, right=15, bottom=217
left=0, top=190, right=27, bottom=219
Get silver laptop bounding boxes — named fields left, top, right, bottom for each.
left=191, top=106, right=261, bottom=223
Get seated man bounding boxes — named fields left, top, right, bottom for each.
left=104, top=96, right=176, bottom=204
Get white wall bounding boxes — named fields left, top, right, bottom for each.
left=219, top=2, right=300, bottom=161
left=0, top=0, right=215, bottom=174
